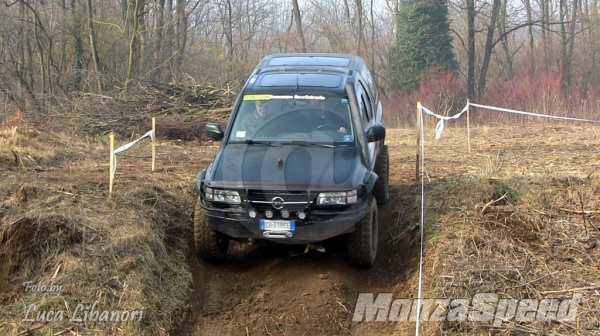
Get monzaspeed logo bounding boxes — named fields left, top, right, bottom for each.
left=352, top=292, right=581, bottom=326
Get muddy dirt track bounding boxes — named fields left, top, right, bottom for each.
left=185, top=129, right=422, bottom=336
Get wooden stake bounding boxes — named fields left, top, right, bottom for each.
left=109, top=132, right=115, bottom=196
left=416, top=102, right=422, bottom=182
left=466, top=99, right=471, bottom=153
left=152, top=117, right=156, bottom=172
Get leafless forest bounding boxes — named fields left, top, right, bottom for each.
left=1, top=0, right=599, bottom=122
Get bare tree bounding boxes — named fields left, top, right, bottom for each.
left=466, top=0, right=475, bottom=99
left=355, top=0, right=363, bottom=55
left=524, top=0, right=535, bottom=76
left=86, top=0, right=103, bottom=91
left=291, top=0, right=307, bottom=52
left=559, top=0, right=578, bottom=97
left=477, top=0, right=501, bottom=97
left=498, top=0, right=513, bottom=79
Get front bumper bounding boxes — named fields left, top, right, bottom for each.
left=198, top=198, right=368, bottom=244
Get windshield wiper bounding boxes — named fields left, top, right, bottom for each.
left=231, top=139, right=279, bottom=147
left=281, top=141, right=335, bottom=148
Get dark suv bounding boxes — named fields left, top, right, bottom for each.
left=195, top=53, right=388, bottom=266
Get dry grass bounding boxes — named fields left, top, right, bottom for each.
left=0, top=125, right=209, bottom=335
left=393, top=124, right=600, bottom=335
left=418, top=176, right=599, bottom=334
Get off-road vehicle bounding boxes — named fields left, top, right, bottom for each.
left=195, top=53, right=388, bottom=266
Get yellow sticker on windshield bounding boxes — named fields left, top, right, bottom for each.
left=243, top=94, right=271, bottom=101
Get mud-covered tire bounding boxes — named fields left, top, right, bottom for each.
left=373, top=144, right=390, bottom=206
left=347, top=196, right=378, bottom=267
left=194, top=198, right=229, bottom=261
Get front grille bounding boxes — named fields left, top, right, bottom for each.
left=246, top=190, right=312, bottom=210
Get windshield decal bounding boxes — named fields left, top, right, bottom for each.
left=235, top=130, right=247, bottom=138
left=343, top=135, right=353, bottom=142
left=293, top=95, right=326, bottom=100
left=243, top=94, right=326, bottom=101
left=243, top=94, right=271, bottom=100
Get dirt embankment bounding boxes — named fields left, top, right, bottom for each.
left=2, top=115, right=600, bottom=335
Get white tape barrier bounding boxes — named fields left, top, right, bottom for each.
left=420, top=103, right=599, bottom=140
left=420, top=105, right=468, bottom=140
left=111, top=130, right=154, bottom=177
left=469, top=103, right=598, bottom=122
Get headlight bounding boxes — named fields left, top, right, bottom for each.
left=204, top=187, right=213, bottom=200
left=317, top=190, right=357, bottom=205
left=204, top=187, right=241, bottom=204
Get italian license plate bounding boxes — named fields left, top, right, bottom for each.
left=260, top=219, right=295, bottom=231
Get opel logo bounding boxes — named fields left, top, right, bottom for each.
left=271, top=197, right=285, bottom=209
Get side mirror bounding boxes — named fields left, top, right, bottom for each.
left=366, top=125, right=385, bottom=143
left=205, top=122, right=224, bottom=140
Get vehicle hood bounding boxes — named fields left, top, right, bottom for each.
left=207, top=144, right=365, bottom=190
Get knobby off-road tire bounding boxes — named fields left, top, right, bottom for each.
left=347, top=196, right=378, bottom=267
left=194, top=198, right=229, bottom=261
left=373, top=144, right=390, bottom=206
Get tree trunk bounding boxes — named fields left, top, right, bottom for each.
left=561, top=0, right=578, bottom=97
left=291, top=0, right=307, bottom=52
left=541, top=0, right=550, bottom=71
left=370, top=0, right=375, bottom=74
left=86, top=0, right=103, bottom=92
left=224, top=0, right=234, bottom=59
left=355, top=0, right=363, bottom=55
left=559, top=0, right=568, bottom=97
left=153, top=0, right=166, bottom=81
left=525, top=0, right=535, bottom=76
left=175, top=0, right=188, bottom=70
left=477, top=0, right=501, bottom=97
left=499, top=0, right=513, bottom=79
left=164, top=0, right=174, bottom=80
left=71, top=0, right=83, bottom=90
left=126, top=0, right=144, bottom=84
left=466, top=0, right=475, bottom=99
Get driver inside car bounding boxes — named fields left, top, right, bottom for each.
left=305, top=99, right=349, bottom=134
left=236, top=99, right=283, bottom=138
left=240, top=100, right=271, bottom=132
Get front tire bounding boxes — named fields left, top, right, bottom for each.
left=194, top=198, right=229, bottom=261
left=373, top=145, right=390, bottom=205
left=347, top=196, right=378, bottom=267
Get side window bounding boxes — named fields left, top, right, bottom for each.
left=359, top=81, right=374, bottom=122
left=355, top=85, right=366, bottom=126
left=360, top=96, right=369, bottom=128
left=361, top=65, right=373, bottom=90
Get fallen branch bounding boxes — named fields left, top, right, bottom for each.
left=481, top=193, right=507, bottom=215
left=10, top=149, right=19, bottom=165
left=558, top=207, right=600, bottom=215
left=16, top=323, right=46, bottom=336
left=499, top=271, right=559, bottom=292
left=540, top=284, right=600, bottom=295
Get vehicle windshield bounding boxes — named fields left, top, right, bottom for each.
left=228, top=94, right=355, bottom=145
